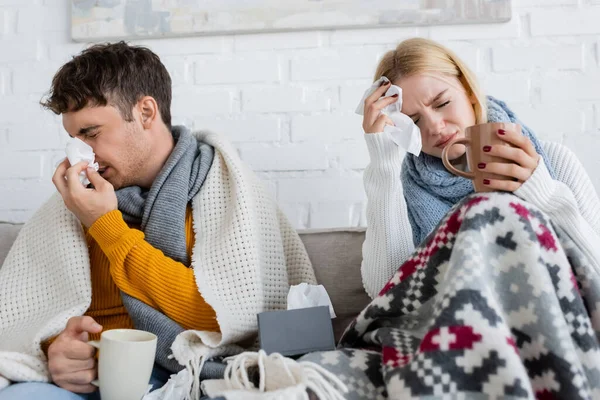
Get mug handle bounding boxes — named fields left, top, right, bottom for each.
left=441, top=137, right=476, bottom=180
left=88, top=340, right=100, bottom=387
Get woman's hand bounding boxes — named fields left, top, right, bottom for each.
left=478, top=128, right=541, bottom=192
left=362, top=80, right=398, bottom=134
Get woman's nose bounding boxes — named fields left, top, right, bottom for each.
left=422, top=113, right=445, bottom=137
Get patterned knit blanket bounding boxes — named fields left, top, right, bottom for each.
left=301, top=192, right=600, bottom=399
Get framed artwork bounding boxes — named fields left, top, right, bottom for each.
left=71, top=0, right=512, bottom=41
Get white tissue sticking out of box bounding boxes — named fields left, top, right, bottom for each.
left=355, top=76, right=422, bottom=156
left=65, top=138, right=99, bottom=186
left=287, top=283, right=336, bottom=319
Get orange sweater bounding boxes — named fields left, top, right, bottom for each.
left=43, top=207, right=219, bottom=351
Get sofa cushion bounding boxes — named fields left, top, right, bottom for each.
left=298, top=228, right=370, bottom=340
left=0, top=223, right=22, bottom=266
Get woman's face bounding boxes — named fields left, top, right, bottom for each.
left=395, top=73, right=477, bottom=160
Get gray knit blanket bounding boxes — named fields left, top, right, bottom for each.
left=301, top=193, right=600, bottom=399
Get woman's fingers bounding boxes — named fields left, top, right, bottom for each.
left=496, top=128, right=538, bottom=158
left=372, top=94, right=399, bottom=110
left=483, top=144, right=539, bottom=170
left=364, top=80, right=391, bottom=107
left=481, top=178, right=522, bottom=192
left=466, top=128, right=542, bottom=193
left=477, top=129, right=542, bottom=192
left=362, top=92, right=399, bottom=133
left=368, top=114, right=395, bottom=134
left=478, top=161, right=532, bottom=182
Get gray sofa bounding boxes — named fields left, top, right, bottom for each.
left=0, top=222, right=371, bottom=340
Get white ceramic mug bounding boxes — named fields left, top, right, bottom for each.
left=89, top=329, right=157, bottom=400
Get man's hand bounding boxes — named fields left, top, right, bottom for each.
left=52, top=159, right=118, bottom=228
left=48, top=316, right=103, bottom=393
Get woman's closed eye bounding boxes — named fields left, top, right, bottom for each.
left=436, top=100, right=450, bottom=109
left=412, top=101, right=451, bottom=125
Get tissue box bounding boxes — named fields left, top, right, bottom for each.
left=257, top=306, right=335, bottom=357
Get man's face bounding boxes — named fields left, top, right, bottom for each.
left=62, top=105, right=151, bottom=190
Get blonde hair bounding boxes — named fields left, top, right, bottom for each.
left=375, top=38, right=487, bottom=124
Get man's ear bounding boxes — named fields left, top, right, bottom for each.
left=138, top=96, right=159, bottom=129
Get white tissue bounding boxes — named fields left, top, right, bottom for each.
left=287, top=283, right=336, bottom=319
left=355, top=76, right=422, bottom=156
left=65, top=138, right=99, bottom=186
left=143, top=370, right=190, bottom=400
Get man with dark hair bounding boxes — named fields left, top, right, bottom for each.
left=0, top=42, right=316, bottom=399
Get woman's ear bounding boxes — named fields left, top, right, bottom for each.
left=467, top=89, right=477, bottom=105
left=138, top=96, right=158, bottom=129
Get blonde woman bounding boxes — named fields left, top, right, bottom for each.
left=361, top=38, right=600, bottom=298
left=290, top=38, right=600, bottom=399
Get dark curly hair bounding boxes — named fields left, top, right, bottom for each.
left=41, top=41, right=172, bottom=129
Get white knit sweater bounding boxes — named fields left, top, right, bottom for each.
left=0, top=131, right=316, bottom=390
left=362, top=131, right=600, bottom=299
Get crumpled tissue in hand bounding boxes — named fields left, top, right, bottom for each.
left=355, top=76, right=422, bottom=156
left=65, top=138, right=99, bottom=186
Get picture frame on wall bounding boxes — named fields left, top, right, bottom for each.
left=71, top=0, right=512, bottom=42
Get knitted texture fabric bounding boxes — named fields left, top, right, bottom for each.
left=306, top=193, right=600, bottom=400
left=0, top=130, right=316, bottom=389
left=361, top=135, right=600, bottom=300
left=115, top=125, right=215, bottom=372
left=116, top=125, right=214, bottom=266
left=401, top=96, right=556, bottom=246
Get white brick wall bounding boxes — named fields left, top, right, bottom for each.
left=530, top=7, right=600, bottom=36
left=1, top=0, right=599, bottom=228
left=492, top=44, right=584, bottom=72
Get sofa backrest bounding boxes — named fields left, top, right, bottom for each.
left=297, top=228, right=370, bottom=338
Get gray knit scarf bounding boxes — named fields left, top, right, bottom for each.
left=116, top=126, right=213, bottom=266
left=115, top=126, right=215, bottom=372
